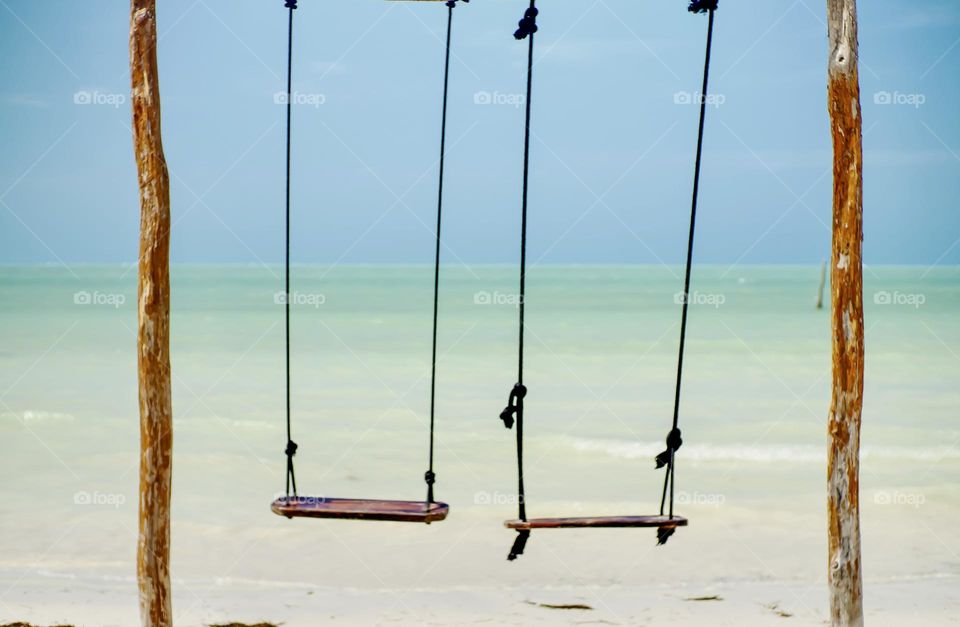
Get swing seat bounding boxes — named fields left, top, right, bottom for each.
left=271, top=496, right=449, bottom=523
left=504, top=514, right=687, bottom=530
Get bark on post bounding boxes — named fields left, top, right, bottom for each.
left=130, top=1, right=173, bottom=625
left=826, top=0, right=864, bottom=625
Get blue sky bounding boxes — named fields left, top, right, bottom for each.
left=0, top=0, right=958, bottom=266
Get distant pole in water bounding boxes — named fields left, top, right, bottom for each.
left=817, top=259, right=827, bottom=310
left=130, top=1, right=173, bottom=625
left=826, top=1, right=865, bottom=625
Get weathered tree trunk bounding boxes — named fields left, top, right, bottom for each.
left=826, top=0, right=864, bottom=625
left=130, top=1, right=173, bottom=625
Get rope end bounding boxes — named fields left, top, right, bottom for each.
left=507, top=530, right=531, bottom=560
left=657, top=526, right=676, bottom=545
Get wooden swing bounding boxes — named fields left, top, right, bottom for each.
left=269, top=0, right=466, bottom=524
left=495, top=0, right=717, bottom=559
left=504, top=515, right=687, bottom=530
left=272, top=497, right=449, bottom=523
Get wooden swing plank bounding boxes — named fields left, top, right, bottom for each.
left=504, top=515, right=687, bottom=530
left=271, top=497, right=449, bottom=523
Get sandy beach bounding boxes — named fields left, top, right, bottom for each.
left=5, top=577, right=959, bottom=626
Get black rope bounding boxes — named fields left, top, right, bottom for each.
left=425, top=0, right=462, bottom=505
left=659, top=0, right=717, bottom=521
left=514, top=0, right=537, bottom=525
left=283, top=0, right=298, bottom=499
left=501, top=0, right=538, bottom=562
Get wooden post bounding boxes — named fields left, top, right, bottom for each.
left=130, top=1, right=173, bottom=625
left=826, top=0, right=864, bottom=625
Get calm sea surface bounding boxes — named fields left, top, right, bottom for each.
left=1, top=264, right=957, bottom=590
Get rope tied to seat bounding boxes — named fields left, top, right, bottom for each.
left=281, top=0, right=297, bottom=499
left=423, top=0, right=467, bottom=505
left=499, top=0, right=539, bottom=561
left=657, top=0, right=718, bottom=534
left=285, top=440, right=298, bottom=497
left=424, top=470, right=437, bottom=503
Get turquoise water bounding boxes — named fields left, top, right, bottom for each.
left=0, top=264, right=958, bottom=589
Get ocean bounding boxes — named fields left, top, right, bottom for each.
left=1, top=264, right=958, bottom=615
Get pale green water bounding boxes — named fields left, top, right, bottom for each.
left=0, top=265, right=958, bottom=592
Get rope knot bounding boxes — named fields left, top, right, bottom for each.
left=285, top=440, right=298, bottom=457
left=655, top=428, right=682, bottom=469
left=499, top=383, right=527, bottom=429
left=284, top=0, right=298, bottom=9
left=424, top=470, right=437, bottom=503
left=514, top=6, right=539, bottom=40
left=687, top=0, right=717, bottom=14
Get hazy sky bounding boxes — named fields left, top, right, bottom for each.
left=0, top=0, right=958, bottom=266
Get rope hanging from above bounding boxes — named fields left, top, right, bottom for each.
left=498, top=0, right=538, bottom=562
left=282, top=0, right=298, bottom=499
left=425, top=0, right=466, bottom=504
left=657, top=0, right=718, bottom=544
